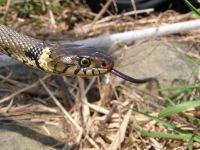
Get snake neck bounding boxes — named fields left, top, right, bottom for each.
left=0, top=24, right=54, bottom=71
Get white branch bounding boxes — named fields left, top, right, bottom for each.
left=72, top=19, right=200, bottom=49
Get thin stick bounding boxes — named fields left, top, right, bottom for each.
left=0, top=75, right=49, bottom=104
left=96, top=8, right=154, bottom=24
left=92, top=0, right=113, bottom=24
left=0, top=74, right=28, bottom=87
left=130, top=0, right=137, bottom=19
left=77, top=77, right=90, bottom=126
left=108, top=104, right=133, bottom=150
left=39, top=79, right=83, bottom=143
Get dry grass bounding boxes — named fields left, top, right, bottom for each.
left=1, top=1, right=200, bottom=150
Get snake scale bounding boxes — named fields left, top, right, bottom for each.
left=0, top=23, right=153, bottom=83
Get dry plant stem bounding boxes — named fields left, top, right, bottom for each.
left=0, top=104, right=58, bottom=116
left=83, top=77, right=97, bottom=96
left=5, top=0, right=11, bottom=12
left=92, top=0, right=113, bottom=24
left=3, top=0, right=11, bottom=23
left=85, top=102, right=110, bottom=115
left=130, top=0, right=137, bottom=19
left=86, top=135, right=100, bottom=149
left=108, top=104, right=133, bottom=150
left=99, top=81, right=111, bottom=106
left=39, top=79, right=83, bottom=143
left=77, top=77, right=90, bottom=127
left=85, top=101, right=120, bottom=118
left=93, top=105, right=117, bottom=139
left=150, top=138, right=163, bottom=149
left=0, top=74, right=28, bottom=87
left=86, top=0, right=113, bottom=34
left=0, top=75, right=50, bottom=104
left=57, top=77, right=74, bottom=108
left=100, top=3, right=113, bottom=17
left=48, top=10, right=57, bottom=30
left=96, top=8, right=154, bottom=24
left=4, top=98, right=13, bottom=112
left=42, top=125, right=51, bottom=135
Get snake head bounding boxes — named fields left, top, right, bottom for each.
left=49, top=44, right=114, bottom=76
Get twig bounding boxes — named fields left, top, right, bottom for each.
left=0, top=75, right=49, bottom=104
left=3, top=0, right=11, bottom=23
left=85, top=0, right=113, bottom=34
left=77, top=77, right=90, bottom=127
left=86, top=135, right=100, bottom=149
left=93, top=105, right=117, bottom=139
left=130, top=0, right=137, bottom=19
left=39, top=79, right=83, bottom=143
left=85, top=102, right=119, bottom=118
left=96, top=8, right=154, bottom=24
left=83, top=77, right=97, bottom=96
left=0, top=74, right=28, bottom=87
left=108, top=104, right=133, bottom=150
left=92, top=0, right=113, bottom=24
left=48, top=10, right=57, bottom=31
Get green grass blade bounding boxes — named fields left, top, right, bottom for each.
left=159, top=100, right=200, bottom=117
left=184, top=0, right=200, bottom=17
left=132, top=108, right=200, bottom=143
left=188, top=135, right=194, bottom=150
left=142, top=131, right=192, bottom=140
left=133, top=108, right=189, bottom=133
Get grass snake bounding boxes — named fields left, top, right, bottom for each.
left=0, top=23, right=153, bottom=83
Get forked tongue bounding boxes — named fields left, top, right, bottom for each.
left=110, top=68, right=154, bottom=83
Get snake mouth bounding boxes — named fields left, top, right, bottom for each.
left=110, top=68, right=154, bottom=83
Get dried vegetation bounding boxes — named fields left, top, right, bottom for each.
left=0, top=0, right=200, bottom=150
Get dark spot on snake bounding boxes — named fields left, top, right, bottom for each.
left=35, top=60, right=44, bottom=70
left=97, top=69, right=100, bottom=75
left=22, top=59, right=28, bottom=64
left=25, top=43, right=47, bottom=61
left=83, top=68, right=87, bottom=75
left=74, top=69, right=80, bottom=75
left=92, top=68, right=95, bottom=76
left=62, top=65, right=70, bottom=73
left=53, top=62, right=58, bottom=71
left=24, top=43, right=47, bottom=71
left=52, top=63, right=60, bottom=73
left=7, top=52, right=11, bottom=57
left=3, top=47, right=11, bottom=56
left=25, top=47, right=42, bottom=60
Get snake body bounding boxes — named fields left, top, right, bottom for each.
left=0, top=24, right=113, bottom=76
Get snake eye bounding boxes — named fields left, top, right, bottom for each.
left=79, top=57, right=91, bottom=67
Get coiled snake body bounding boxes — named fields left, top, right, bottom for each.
left=0, top=23, right=153, bottom=83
